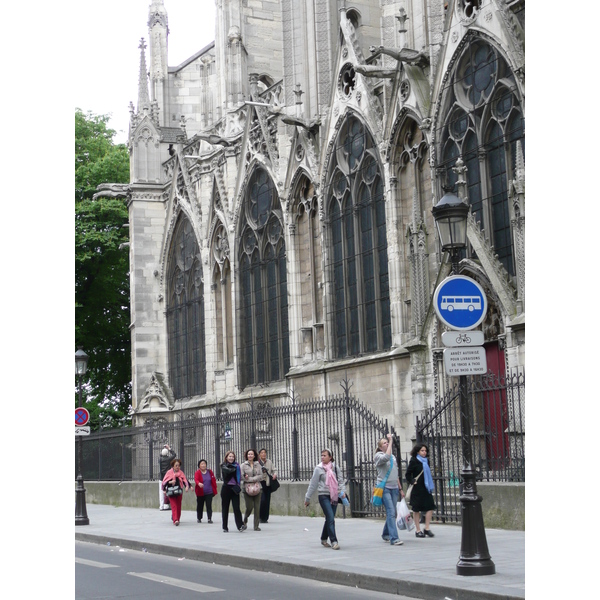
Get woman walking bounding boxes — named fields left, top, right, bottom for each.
left=405, top=443, right=437, bottom=538
left=241, top=448, right=263, bottom=531
left=220, top=451, right=245, bottom=533
left=161, top=458, right=191, bottom=526
left=374, top=433, right=404, bottom=546
left=194, top=459, right=218, bottom=524
left=258, top=448, right=277, bottom=524
left=304, top=449, right=347, bottom=550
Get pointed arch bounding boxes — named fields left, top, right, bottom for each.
left=436, top=34, right=525, bottom=277
left=389, top=114, right=432, bottom=338
left=237, top=166, right=290, bottom=387
left=166, top=212, right=206, bottom=399
left=324, top=114, right=391, bottom=358
left=289, top=170, right=324, bottom=360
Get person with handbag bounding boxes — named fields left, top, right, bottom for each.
left=304, top=449, right=347, bottom=550
left=194, top=459, right=218, bottom=524
left=258, top=448, right=278, bottom=524
left=405, top=443, right=437, bottom=538
left=241, top=448, right=263, bottom=531
left=374, top=433, right=405, bottom=546
left=220, top=451, right=245, bottom=533
left=161, top=458, right=191, bottom=526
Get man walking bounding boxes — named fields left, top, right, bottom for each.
left=159, top=444, right=176, bottom=510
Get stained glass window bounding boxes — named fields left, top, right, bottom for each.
left=327, top=115, right=391, bottom=358
left=239, top=168, right=290, bottom=387
left=166, top=215, right=206, bottom=399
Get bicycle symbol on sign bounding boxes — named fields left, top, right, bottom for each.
left=455, top=333, right=471, bottom=345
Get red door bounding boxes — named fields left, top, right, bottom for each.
left=483, top=343, right=509, bottom=471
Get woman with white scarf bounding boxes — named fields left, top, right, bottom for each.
left=405, top=443, right=437, bottom=538
left=304, top=449, right=347, bottom=550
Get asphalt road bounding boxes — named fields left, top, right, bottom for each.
left=75, top=541, right=421, bottom=600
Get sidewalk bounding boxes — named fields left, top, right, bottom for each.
left=75, top=504, right=524, bottom=600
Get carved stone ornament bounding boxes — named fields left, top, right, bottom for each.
left=338, top=63, right=357, bottom=99
left=458, top=0, right=482, bottom=25
left=400, top=79, right=410, bottom=102
left=139, top=372, right=175, bottom=411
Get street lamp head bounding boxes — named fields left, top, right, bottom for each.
left=431, top=191, right=470, bottom=252
left=75, top=347, right=89, bottom=376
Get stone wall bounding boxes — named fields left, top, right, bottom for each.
left=83, top=480, right=524, bottom=529
left=477, top=482, right=525, bottom=531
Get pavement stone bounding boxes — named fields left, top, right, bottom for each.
left=75, top=504, right=525, bottom=600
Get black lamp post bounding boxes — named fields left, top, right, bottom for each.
left=75, top=347, right=90, bottom=526
left=432, top=192, right=495, bottom=576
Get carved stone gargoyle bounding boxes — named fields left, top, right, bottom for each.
left=196, top=133, right=233, bottom=147
left=92, top=183, right=131, bottom=201
left=354, top=45, right=430, bottom=78
left=279, top=114, right=321, bottom=136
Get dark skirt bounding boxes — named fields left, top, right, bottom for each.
left=410, top=491, right=437, bottom=513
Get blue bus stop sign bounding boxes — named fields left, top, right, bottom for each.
left=433, top=275, right=487, bottom=331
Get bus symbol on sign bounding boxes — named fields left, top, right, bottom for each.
left=440, top=296, right=481, bottom=312
left=433, top=275, right=487, bottom=331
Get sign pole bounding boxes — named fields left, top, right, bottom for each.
left=75, top=377, right=89, bottom=526
left=456, top=373, right=495, bottom=575
left=439, top=252, right=493, bottom=575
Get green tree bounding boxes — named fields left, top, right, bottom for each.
left=75, top=109, right=131, bottom=429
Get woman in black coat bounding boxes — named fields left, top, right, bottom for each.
left=405, top=443, right=437, bottom=538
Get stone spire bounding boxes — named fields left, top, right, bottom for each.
left=137, top=38, right=150, bottom=114
left=147, top=0, right=169, bottom=126
left=148, top=0, right=169, bottom=82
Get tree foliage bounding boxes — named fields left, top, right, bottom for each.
left=75, top=109, right=131, bottom=429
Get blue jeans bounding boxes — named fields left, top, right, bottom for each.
left=318, top=495, right=339, bottom=543
left=381, top=487, right=399, bottom=544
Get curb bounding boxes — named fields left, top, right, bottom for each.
left=75, top=532, right=520, bottom=600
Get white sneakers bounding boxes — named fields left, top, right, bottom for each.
left=331, top=542, right=340, bottom=550
left=392, top=539, right=404, bottom=545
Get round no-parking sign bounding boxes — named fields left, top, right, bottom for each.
left=75, top=407, right=90, bottom=426
left=433, top=275, right=487, bottom=331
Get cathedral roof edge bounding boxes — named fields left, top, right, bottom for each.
left=168, top=41, right=216, bottom=74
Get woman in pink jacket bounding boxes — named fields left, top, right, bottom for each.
left=162, top=458, right=191, bottom=525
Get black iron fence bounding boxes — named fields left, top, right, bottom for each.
left=79, top=382, right=400, bottom=518
left=416, top=367, right=525, bottom=523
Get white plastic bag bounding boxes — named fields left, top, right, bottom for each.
left=396, top=498, right=415, bottom=532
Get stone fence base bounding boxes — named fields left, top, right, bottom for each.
left=82, top=480, right=524, bottom=530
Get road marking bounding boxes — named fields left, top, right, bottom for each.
left=75, top=557, right=119, bottom=569
left=127, top=572, right=224, bottom=593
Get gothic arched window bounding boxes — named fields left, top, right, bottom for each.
left=326, top=115, right=391, bottom=358
left=438, top=38, right=524, bottom=276
left=166, top=214, right=206, bottom=399
left=238, top=168, right=290, bottom=387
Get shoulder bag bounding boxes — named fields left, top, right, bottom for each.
left=372, top=456, right=393, bottom=507
left=165, top=477, right=184, bottom=497
left=245, top=481, right=261, bottom=496
left=267, top=471, right=280, bottom=492
left=404, top=470, right=422, bottom=503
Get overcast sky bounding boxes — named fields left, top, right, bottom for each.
left=73, top=0, right=216, bottom=143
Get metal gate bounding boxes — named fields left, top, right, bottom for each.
left=80, top=379, right=401, bottom=518
left=416, top=367, right=525, bottom=522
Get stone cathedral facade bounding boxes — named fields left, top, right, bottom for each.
left=103, top=0, right=525, bottom=450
